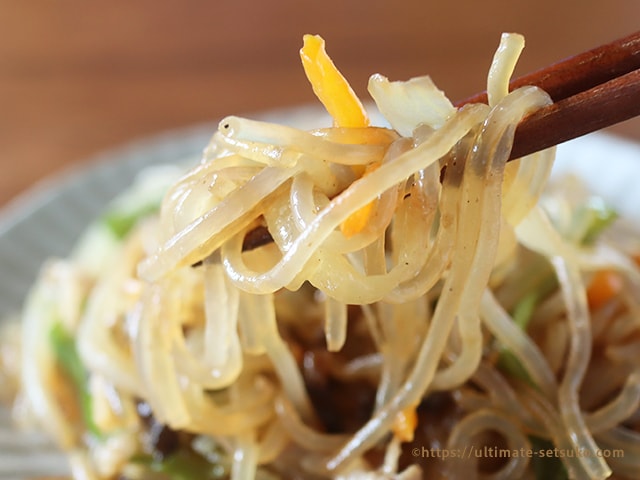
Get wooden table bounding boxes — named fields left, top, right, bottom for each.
left=1, top=1, right=639, bottom=207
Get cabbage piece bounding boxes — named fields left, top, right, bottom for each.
left=367, top=74, right=456, bottom=136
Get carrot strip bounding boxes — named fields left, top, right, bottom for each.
left=392, top=405, right=418, bottom=443
left=339, top=162, right=381, bottom=238
left=299, top=34, right=369, bottom=128
left=587, top=270, right=623, bottom=310
left=300, top=34, right=379, bottom=236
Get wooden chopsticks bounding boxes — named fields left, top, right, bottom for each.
left=456, top=30, right=640, bottom=161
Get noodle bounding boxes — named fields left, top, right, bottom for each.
left=480, top=290, right=557, bottom=399
left=324, top=296, right=348, bottom=352
left=517, top=208, right=611, bottom=479
left=274, top=395, right=348, bottom=452
left=232, top=431, right=259, bottom=480
left=2, top=32, right=639, bottom=480
left=326, top=85, right=552, bottom=472
left=445, top=408, right=531, bottom=480
left=587, top=370, right=640, bottom=434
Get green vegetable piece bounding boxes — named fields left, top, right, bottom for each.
left=529, top=436, right=569, bottom=480
left=102, top=201, right=160, bottom=239
left=497, top=348, right=533, bottom=385
left=496, top=269, right=560, bottom=386
left=49, top=322, right=102, bottom=438
left=497, top=291, right=539, bottom=386
left=512, top=290, right=539, bottom=329
left=132, top=449, right=229, bottom=480
left=576, top=197, right=618, bottom=245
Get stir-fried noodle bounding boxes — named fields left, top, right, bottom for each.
left=2, top=33, right=640, bottom=480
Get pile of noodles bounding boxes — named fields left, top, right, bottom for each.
left=4, top=33, right=640, bottom=480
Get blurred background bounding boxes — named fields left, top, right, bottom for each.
left=1, top=0, right=639, bottom=207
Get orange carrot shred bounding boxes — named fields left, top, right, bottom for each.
left=339, top=162, right=381, bottom=238
left=587, top=270, right=623, bottom=310
left=392, top=405, right=418, bottom=443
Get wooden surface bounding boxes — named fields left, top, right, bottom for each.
left=1, top=1, right=639, bottom=207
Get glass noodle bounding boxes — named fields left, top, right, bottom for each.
left=6, top=33, right=640, bottom=480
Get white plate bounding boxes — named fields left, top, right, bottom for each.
left=0, top=106, right=638, bottom=477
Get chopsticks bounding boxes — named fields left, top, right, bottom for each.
left=456, top=30, right=640, bottom=160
